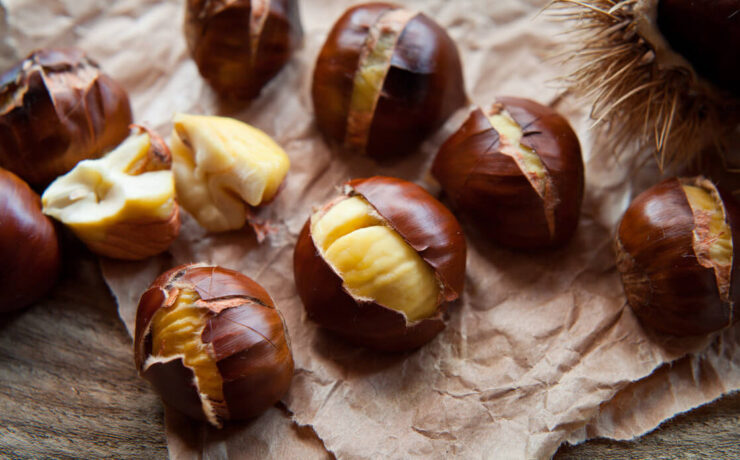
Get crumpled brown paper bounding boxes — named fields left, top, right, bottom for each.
left=3, top=0, right=739, bottom=458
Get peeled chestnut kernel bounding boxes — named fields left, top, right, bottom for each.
left=135, top=264, right=294, bottom=427
left=185, top=0, right=303, bottom=99
left=0, top=48, right=133, bottom=187
left=312, top=2, right=467, bottom=159
left=170, top=113, right=290, bottom=234
left=42, top=126, right=179, bottom=260
left=432, top=97, right=584, bottom=250
left=0, top=169, right=60, bottom=312
left=293, top=176, right=466, bottom=351
left=616, top=177, right=740, bottom=336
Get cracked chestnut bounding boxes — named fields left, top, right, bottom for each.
left=0, top=168, right=60, bottom=312
left=0, top=48, right=132, bottom=187
left=185, top=0, right=303, bottom=99
left=312, top=2, right=467, bottom=159
left=134, top=264, right=294, bottom=426
left=616, top=177, right=740, bottom=336
left=293, top=176, right=466, bottom=351
left=432, top=97, right=584, bottom=250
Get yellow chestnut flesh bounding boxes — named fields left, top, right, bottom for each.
left=42, top=131, right=175, bottom=243
left=311, top=196, right=439, bottom=322
left=171, top=114, right=290, bottom=232
left=487, top=110, right=548, bottom=199
left=150, top=289, right=223, bottom=416
left=682, top=183, right=733, bottom=297
left=345, top=8, right=416, bottom=151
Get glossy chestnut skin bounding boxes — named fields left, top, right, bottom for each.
left=185, top=0, right=303, bottom=99
left=312, top=2, right=466, bottom=159
left=0, top=48, right=133, bottom=187
left=616, top=177, right=740, bottom=336
left=293, top=176, right=466, bottom=351
left=0, top=168, right=60, bottom=312
left=432, top=97, right=584, bottom=250
left=134, top=264, right=294, bottom=425
left=657, top=0, right=740, bottom=96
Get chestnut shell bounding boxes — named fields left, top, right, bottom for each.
left=293, top=176, right=466, bottom=351
left=185, top=0, right=303, bottom=99
left=432, top=97, right=584, bottom=250
left=616, top=177, right=740, bottom=336
left=0, top=48, right=133, bottom=187
left=134, top=264, right=294, bottom=424
left=311, top=2, right=466, bottom=159
left=0, top=169, right=60, bottom=312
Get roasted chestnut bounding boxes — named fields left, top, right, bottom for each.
left=42, top=126, right=180, bottom=260
left=170, top=113, right=290, bottom=235
left=432, top=97, right=584, bottom=250
left=134, top=264, right=294, bottom=427
left=311, top=2, right=467, bottom=159
left=616, top=177, right=740, bottom=336
left=185, top=0, right=303, bottom=99
left=0, top=168, right=60, bottom=312
left=0, top=48, right=133, bottom=187
left=293, top=176, right=466, bottom=351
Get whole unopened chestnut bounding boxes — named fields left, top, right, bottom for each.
left=312, top=2, right=467, bottom=159
left=185, top=0, right=303, bottom=99
left=134, top=264, right=294, bottom=426
left=0, top=48, right=133, bottom=187
left=432, top=97, right=584, bottom=250
left=616, top=177, right=740, bottom=336
left=293, top=176, right=466, bottom=351
left=0, top=168, right=60, bottom=312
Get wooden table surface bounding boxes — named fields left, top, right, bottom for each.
left=1, top=245, right=738, bottom=459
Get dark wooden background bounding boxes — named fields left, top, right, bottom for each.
left=0, top=245, right=738, bottom=459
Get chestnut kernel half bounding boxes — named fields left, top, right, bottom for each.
left=185, top=0, right=303, bottom=99
left=312, top=2, right=467, bottom=159
left=0, top=168, right=60, bottom=312
left=432, top=97, right=584, bottom=250
left=616, top=177, right=740, bottom=336
left=0, top=48, right=133, bottom=187
left=293, top=176, right=466, bottom=351
left=134, top=264, right=294, bottom=427
left=42, top=126, right=180, bottom=260
left=170, top=113, right=290, bottom=234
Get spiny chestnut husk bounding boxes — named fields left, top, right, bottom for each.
left=0, top=168, right=60, bottom=312
left=549, top=0, right=740, bottom=169
left=185, top=0, right=303, bottom=99
left=0, top=48, right=133, bottom=187
left=312, top=2, right=467, bottom=159
left=616, top=177, right=740, bottom=336
left=135, top=264, right=294, bottom=427
left=432, top=97, right=584, bottom=250
left=42, top=125, right=180, bottom=261
left=293, top=176, right=466, bottom=351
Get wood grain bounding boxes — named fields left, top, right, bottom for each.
left=0, top=244, right=738, bottom=459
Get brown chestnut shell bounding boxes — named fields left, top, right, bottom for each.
left=293, top=176, right=466, bottom=351
left=311, top=2, right=466, bottom=159
left=432, top=97, right=584, bottom=250
left=185, top=0, right=303, bottom=99
left=0, top=48, right=133, bottom=187
left=134, top=264, right=294, bottom=425
left=616, top=177, right=740, bottom=336
left=0, top=168, right=60, bottom=312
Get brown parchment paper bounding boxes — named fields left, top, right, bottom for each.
left=3, top=0, right=739, bottom=458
